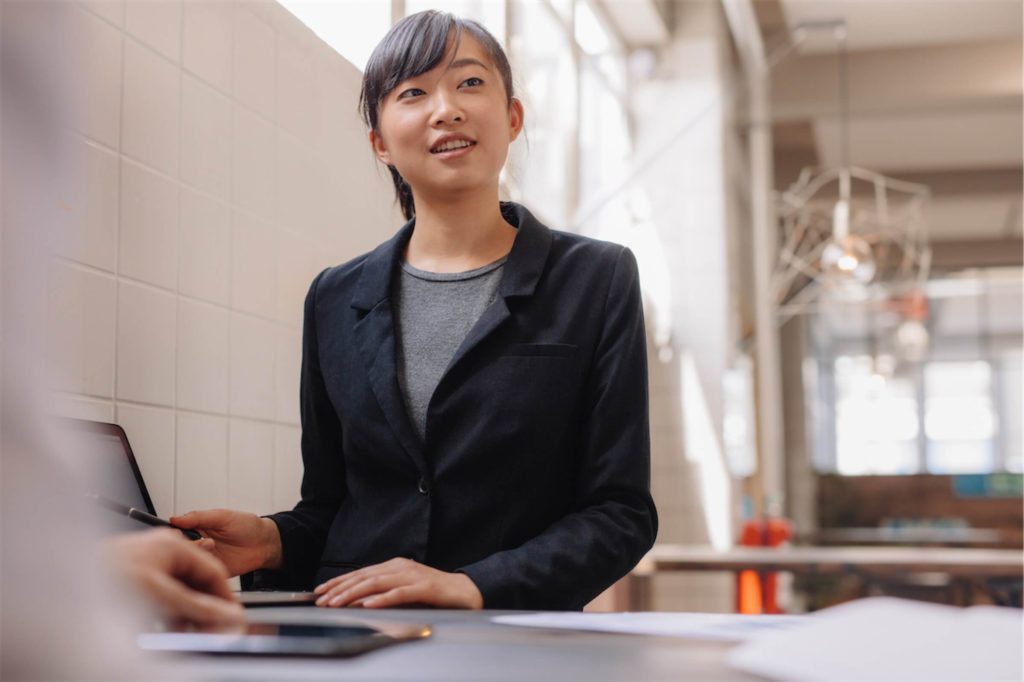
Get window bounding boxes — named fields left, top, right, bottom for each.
left=833, top=356, right=919, bottom=475
left=506, top=1, right=577, bottom=227
left=812, top=269, right=1022, bottom=476
left=924, top=361, right=996, bottom=473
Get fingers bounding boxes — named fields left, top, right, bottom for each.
left=167, top=536, right=237, bottom=603
left=317, top=571, right=403, bottom=607
left=361, top=585, right=421, bottom=609
left=169, top=508, right=230, bottom=530
left=140, top=570, right=244, bottom=625
left=313, top=558, right=408, bottom=596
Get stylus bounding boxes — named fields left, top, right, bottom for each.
left=87, top=494, right=203, bottom=541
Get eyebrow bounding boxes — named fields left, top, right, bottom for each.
left=446, top=57, right=490, bottom=72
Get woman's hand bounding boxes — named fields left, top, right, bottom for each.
left=313, top=558, right=484, bottom=610
left=104, top=528, right=244, bottom=626
left=170, top=509, right=282, bottom=577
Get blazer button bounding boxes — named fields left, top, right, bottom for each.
left=417, top=478, right=429, bottom=495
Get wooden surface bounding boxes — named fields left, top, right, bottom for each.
left=637, top=544, right=1024, bottom=577
left=816, top=474, right=1023, bottom=548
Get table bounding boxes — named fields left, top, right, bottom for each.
left=158, top=607, right=762, bottom=681
left=631, top=544, right=1024, bottom=609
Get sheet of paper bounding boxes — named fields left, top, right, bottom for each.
left=491, top=611, right=805, bottom=641
left=728, top=597, right=1024, bottom=681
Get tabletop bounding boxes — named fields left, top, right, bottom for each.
left=155, top=607, right=764, bottom=681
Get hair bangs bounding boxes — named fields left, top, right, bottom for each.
left=361, top=13, right=462, bottom=131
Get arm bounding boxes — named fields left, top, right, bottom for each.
left=260, top=269, right=347, bottom=589
left=459, top=246, right=658, bottom=610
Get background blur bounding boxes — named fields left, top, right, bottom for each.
left=12, top=0, right=1022, bottom=613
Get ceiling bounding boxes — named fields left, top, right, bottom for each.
left=780, top=0, right=1022, bottom=54
left=757, top=0, right=1023, bottom=253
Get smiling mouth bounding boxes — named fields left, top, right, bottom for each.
left=430, top=140, right=476, bottom=154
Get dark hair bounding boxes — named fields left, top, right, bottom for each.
left=359, top=11, right=515, bottom=220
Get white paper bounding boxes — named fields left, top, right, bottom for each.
left=491, top=611, right=805, bottom=641
left=728, top=597, right=1024, bottom=681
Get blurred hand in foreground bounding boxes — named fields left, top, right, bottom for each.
left=105, top=528, right=244, bottom=626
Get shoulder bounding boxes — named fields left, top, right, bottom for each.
left=546, top=228, right=637, bottom=282
left=308, top=252, right=371, bottom=300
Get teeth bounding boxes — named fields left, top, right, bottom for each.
left=433, top=140, right=474, bottom=153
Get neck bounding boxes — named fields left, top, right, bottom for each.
left=404, top=188, right=516, bottom=273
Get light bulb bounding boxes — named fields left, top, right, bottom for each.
left=821, top=234, right=876, bottom=284
left=896, top=319, right=929, bottom=362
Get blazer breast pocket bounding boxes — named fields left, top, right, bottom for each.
left=493, top=347, right=582, bottom=446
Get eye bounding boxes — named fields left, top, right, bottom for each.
left=397, top=88, right=425, bottom=100
left=460, top=77, right=483, bottom=88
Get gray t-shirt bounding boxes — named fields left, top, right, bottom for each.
left=393, top=255, right=507, bottom=442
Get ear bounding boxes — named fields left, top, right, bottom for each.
left=368, top=129, right=392, bottom=165
left=508, top=98, right=524, bottom=142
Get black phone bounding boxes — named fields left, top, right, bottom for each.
left=138, top=620, right=432, bottom=657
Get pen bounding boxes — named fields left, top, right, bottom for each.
left=87, top=494, right=203, bottom=541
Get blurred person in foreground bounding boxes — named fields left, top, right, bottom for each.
left=0, top=3, right=240, bottom=677
left=104, top=529, right=244, bottom=628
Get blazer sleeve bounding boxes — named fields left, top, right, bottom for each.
left=458, top=246, right=658, bottom=610
left=257, top=269, right=346, bottom=589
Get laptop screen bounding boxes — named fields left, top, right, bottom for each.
left=58, top=419, right=159, bottom=534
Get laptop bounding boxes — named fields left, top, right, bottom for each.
left=57, top=418, right=316, bottom=606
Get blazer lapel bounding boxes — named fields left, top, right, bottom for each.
left=349, top=203, right=553, bottom=468
left=350, top=220, right=428, bottom=475
left=438, top=202, right=553, bottom=383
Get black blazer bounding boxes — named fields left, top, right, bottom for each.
left=265, top=202, right=657, bottom=610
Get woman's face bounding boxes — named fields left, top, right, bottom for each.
left=369, top=35, right=523, bottom=203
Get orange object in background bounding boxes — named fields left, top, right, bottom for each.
left=736, top=514, right=793, bottom=614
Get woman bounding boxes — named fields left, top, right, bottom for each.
left=173, top=10, right=656, bottom=611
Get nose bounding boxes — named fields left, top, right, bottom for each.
left=431, top=90, right=464, bottom=126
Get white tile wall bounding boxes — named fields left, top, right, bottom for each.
left=62, top=138, right=119, bottom=272
left=274, top=327, right=301, bottom=425
left=119, top=158, right=179, bottom=289
left=276, top=35, right=315, bottom=145
left=182, top=0, right=233, bottom=93
left=47, top=262, right=116, bottom=398
left=49, top=0, right=411, bottom=567
left=122, top=38, right=181, bottom=177
left=51, top=393, right=116, bottom=423
left=228, top=418, right=275, bottom=514
left=177, top=298, right=229, bottom=414
left=125, top=0, right=182, bottom=64
left=81, top=0, right=125, bottom=28
left=229, top=312, right=276, bottom=421
left=70, top=4, right=123, bottom=149
left=232, top=4, right=275, bottom=121
left=180, top=74, right=232, bottom=200
left=116, top=281, right=176, bottom=405
left=275, top=230, right=318, bottom=327
left=273, top=424, right=302, bottom=511
left=176, top=411, right=228, bottom=513
left=276, top=133, right=316, bottom=242
left=231, top=211, right=277, bottom=317
left=231, top=105, right=274, bottom=217
left=118, top=403, right=176, bottom=515
left=179, top=186, right=230, bottom=304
